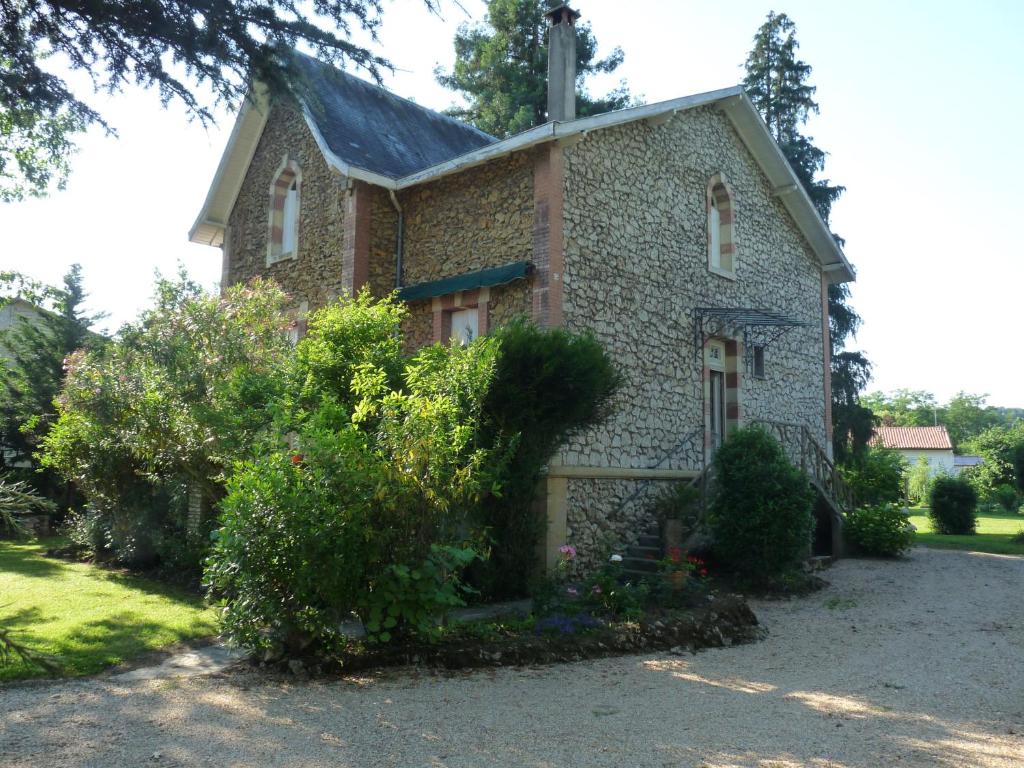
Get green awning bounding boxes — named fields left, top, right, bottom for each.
left=396, top=261, right=533, bottom=303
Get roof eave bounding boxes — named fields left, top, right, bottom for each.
left=188, top=86, right=271, bottom=247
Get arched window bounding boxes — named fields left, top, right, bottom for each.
left=267, top=157, right=301, bottom=265
left=707, top=173, right=736, bottom=277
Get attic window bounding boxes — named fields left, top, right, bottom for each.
left=752, top=345, right=766, bottom=378
left=707, top=173, right=736, bottom=278
left=267, top=157, right=301, bottom=265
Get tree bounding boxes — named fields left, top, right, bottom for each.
left=862, top=389, right=939, bottom=427
left=0, top=265, right=102, bottom=499
left=1, top=0, right=434, bottom=201
left=943, top=391, right=1002, bottom=448
left=436, top=0, right=634, bottom=138
left=742, top=12, right=871, bottom=462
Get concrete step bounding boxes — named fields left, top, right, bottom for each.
left=636, top=534, right=661, bottom=549
left=621, top=555, right=659, bottom=573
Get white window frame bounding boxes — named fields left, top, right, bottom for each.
left=281, top=180, right=299, bottom=258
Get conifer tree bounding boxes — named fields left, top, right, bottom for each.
left=742, top=12, right=873, bottom=461
left=0, top=265, right=103, bottom=498
left=436, top=0, right=634, bottom=138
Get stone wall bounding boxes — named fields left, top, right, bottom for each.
left=559, top=105, right=829, bottom=566
left=397, top=151, right=535, bottom=349
left=399, top=153, right=534, bottom=285
left=225, top=102, right=349, bottom=311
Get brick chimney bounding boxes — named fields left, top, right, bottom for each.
left=545, top=4, right=580, bottom=122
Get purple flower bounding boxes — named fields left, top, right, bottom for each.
left=558, top=544, right=577, bottom=560
left=591, top=585, right=603, bottom=595
left=566, top=586, right=579, bottom=597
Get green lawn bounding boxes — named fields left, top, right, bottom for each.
left=0, top=539, right=217, bottom=682
left=909, top=507, right=1024, bottom=556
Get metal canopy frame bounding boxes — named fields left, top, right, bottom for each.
left=693, top=307, right=810, bottom=375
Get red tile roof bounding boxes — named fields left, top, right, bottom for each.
left=871, top=426, right=953, bottom=450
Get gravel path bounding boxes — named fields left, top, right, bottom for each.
left=3, top=547, right=1023, bottom=767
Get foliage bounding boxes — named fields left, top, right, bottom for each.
left=863, top=389, right=1006, bottom=448
left=906, top=456, right=933, bottom=506
left=707, top=426, right=814, bottom=583
left=741, top=11, right=871, bottom=462
left=42, top=274, right=292, bottom=567
left=360, top=545, right=479, bottom=644
left=652, top=482, right=701, bottom=524
left=469, top=318, right=622, bottom=600
left=1, top=0, right=435, bottom=199
left=435, top=0, right=635, bottom=138
left=990, top=484, right=1019, bottom=513
left=0, top=474, right=57, bottom=538
left=844, top=503, right=914, bottom=557
left=839, top=446, right=906, bottom=507
left=206, top=295, right=500, bottom=654
left=929, top=476, right=978, bottom=535
left=1015, top=442, right=1024, bottom=493
left=0, top=265, right=103, bottom=502
left=534, top=546, right=650, bottom=622
left=0, top=539, right=215, bottom=681
left=960, top=423, right=1024, bottom=499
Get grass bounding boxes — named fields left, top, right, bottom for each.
left=909, top=507, right=1024, bottom=556
left=0, top=538, right=217, bottom=682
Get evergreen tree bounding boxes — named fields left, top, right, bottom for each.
left=0, top=265, right=103, bottom=499
left=1, top=0, right=435, bottom=201
left=436, top=0, right=634, bottom=138
left=742, top=12, right=872, bottom=462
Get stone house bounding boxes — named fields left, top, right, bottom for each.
left=190, top=7, right=856, bottom=569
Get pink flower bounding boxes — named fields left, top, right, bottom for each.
left=558, top=544, right=577, bottom=560
left=591, top=585, right=603, bottom=595
left=566, top=586, right=579, bottom=597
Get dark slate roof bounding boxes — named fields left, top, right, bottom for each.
left=294, top=54, right=496, bottom=179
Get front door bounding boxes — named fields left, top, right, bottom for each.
left=709, top=369, right=726, bottom=453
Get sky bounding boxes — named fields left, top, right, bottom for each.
left=2, top=0, right=1022, bottom=406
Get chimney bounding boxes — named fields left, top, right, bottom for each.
left=545, top=4, right=580, bottom=122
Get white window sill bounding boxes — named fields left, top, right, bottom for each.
left=708, top=265, right=737, bottom=280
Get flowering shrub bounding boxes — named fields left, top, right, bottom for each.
left=844, top=503, right=914, bottom=557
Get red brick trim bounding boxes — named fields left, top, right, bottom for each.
left=430, top=287, right=491, bottom=343
left=342, top=181, right=371, bottom=293
left=531, top=144, right=565, bottom=327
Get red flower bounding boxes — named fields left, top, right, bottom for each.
left=291, top=454, right=304, bottom=465
left=667, top=546, right=683, bottom=563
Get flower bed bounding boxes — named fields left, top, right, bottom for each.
left=273, top=594, right=761, bottom=675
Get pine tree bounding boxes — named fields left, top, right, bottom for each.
left=436, top=0, right=634, bottom=138
left=742, top=12, right=872, bottom=462
left=0, top=264, right=103, bottom=499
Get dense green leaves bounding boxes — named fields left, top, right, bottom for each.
left=707, top=426, right=814, bottom=584
left=929, top=476, right=978, bottom=535
left=1, top=1, right=433, bottom=199
left=436, top=0, right=634, bottom=137
left=838, top=446, right=906, bottom=508
left=844, top=503, right=914, bottom=557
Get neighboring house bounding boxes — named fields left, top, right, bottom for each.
left=953, top=455, right=985, bottom=475
left=871, top=425, right=955, bottom=477
left=190, top=6, right=856, bottom=567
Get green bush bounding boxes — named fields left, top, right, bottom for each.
left=929, top=476, right=978, bottom=535
left=43, top=274, right=292, bottom=568
left=844, top=503, right=914, bottom=557
left=469, top=318, right=621, bottom=600
left=838, top=447, right=906, bottom=507
left=906, top=456, right=932, bottom=506
left=206, top=297, right=500, bottom=654
left=707, top=426, right=814, bottom=584
left=990, top=484, right=1019, bottom=513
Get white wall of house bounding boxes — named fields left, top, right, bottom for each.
left=899, top=448, right=956, bottom=477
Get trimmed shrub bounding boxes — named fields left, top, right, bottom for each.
left=707, top=426, right=814, bottom=584
left=844, top=503, right=914, bottom=557
left=906, top=456, right=932, bottom=506
left=929, top=476, right=978, bottom=535
left=838, top=446, right=906, bottom=507
left=469, top=318, right=621, bottom=600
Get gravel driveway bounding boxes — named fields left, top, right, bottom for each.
left=3, top=547, right=1023, bottom=767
